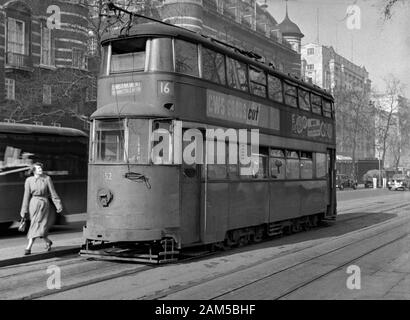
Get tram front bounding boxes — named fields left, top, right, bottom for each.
left=82, top=27, right=184, bottom=259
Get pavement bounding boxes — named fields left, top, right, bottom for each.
left=0, top=188, right=403, bottom=268
left=0, top=216, right=85, bottom=268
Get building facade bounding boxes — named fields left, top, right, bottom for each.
left=157, top=0, right=303, bottom=76
left=0, top=0, right=96, bottom=129
left=301, top=43, right=374, bottom=161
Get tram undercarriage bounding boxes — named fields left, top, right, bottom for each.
left=80, top=212, right=330, bottom=264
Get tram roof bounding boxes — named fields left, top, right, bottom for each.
left=101, top=23, right=333, bottom=100
left=0, top=122, right=88, bottom=137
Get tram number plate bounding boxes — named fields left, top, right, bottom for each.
left=104, top=172, right=112, bottom=181
left=158, top=81, right=174, bottom=96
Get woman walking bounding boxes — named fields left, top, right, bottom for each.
left=20, top=162, right=63, bottom=255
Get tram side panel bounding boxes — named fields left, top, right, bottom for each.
left=85, top=165, right=180, bottom=242
left=228, top=181, right=269, bottom=230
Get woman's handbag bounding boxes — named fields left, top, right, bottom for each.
left=18, top=218, right=27, bottom=233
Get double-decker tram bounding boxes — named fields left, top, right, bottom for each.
left=82, top=18, right=336, bottom=263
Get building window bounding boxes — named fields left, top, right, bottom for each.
left=307, top=48, right=314, bottom=55
left=7, top=18, right=25, bottom=55
left=43, top=85, right=52, bottom=105
left=72, top=48, right=86, bottom=69
left=5, top=79, right=15, bottom=100
left=86, top=85, right=97, bottom=102
left=307, top=64, right=314, bottom=70
left=41, top=23, right=54, bottom=66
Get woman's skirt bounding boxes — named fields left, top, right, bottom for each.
left=27, top=196, right=51, bottom=239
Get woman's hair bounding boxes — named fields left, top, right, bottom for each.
left=29, top=162, right=44, bottom=175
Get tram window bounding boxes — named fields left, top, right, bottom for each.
left=323, top=100, right=332, bottom=118
left=298, top=89, right=311, bottom=111
left=286, top=150, right=299, bottom=179
left=311, top=94, right=322, bottom=115
left=226, top=57, right=248, bottom=92
left=268, top=75, right=283, bottom=103
left=284, top=83, right=298, bottom=108
left=202, top=47, right=226, bottom=84
left=175, top=39, right=199, bottom=77
left=269, top=149, right=285, bottom=179
left=252, top=148, right=269, bottom=179
left=227, top=142, right=238, bottom=179
left=128, top=119, right=149, bottom=164
left=300, top=151, right=313, bottom=179
left=94, top=120, right=125, bottom=162
left=149, top=38, right=173, bottom=72
left=110, top=38, right=147, bottom=73
left=100, top=45, right=109, bottom=76
left=249, top=66, right=267, bottom=98
left=316, top=153, right=327, bottom=178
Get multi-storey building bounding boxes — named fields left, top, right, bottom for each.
left=109, top=0, right=304, bottom=76
left=301, top=43, right=374, bottom=161
left=0, top=0, right=96, bottom=129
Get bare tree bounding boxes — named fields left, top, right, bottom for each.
left=334, top=86, right=374, bottom=178
left=381, top=0, right=407, bottom=19
left=374, top=75, right=404, bottom=168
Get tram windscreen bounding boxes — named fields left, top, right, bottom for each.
left=95, top=120, right=125, bottom=162
left=110, top=37, right=147, bottom=73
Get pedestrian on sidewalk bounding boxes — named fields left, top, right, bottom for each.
left=20, top=162, right=63, bottom=255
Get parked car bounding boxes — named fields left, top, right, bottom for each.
left=388, top=174, right=410, bottom=191
left=388, top=179, right=406, bottom=191
left=336, top=174, right=357, bottom=190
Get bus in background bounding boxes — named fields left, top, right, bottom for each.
left=0, top=122, right=88, bottom=231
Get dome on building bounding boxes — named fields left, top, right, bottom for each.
left=277, top=9, right=304, bottom=38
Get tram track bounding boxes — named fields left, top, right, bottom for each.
left=141, top=206, right=410, bottom=299
left=3, top=195, right=410, bottom=300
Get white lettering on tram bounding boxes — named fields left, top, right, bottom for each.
left=206, top=90, right=277, bottom=130
left=151, top=121, right=260, bottom=176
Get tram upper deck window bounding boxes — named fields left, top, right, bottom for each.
left=175, top=39, right=199, bottom=77
left=284, top=83, right=298, bottom=108
left=202, top=47, right=226, bottom=84
left=110, top=38, right=147, bottom=74
left=226, top=57, right=248, bottom=92
left=311, top=94, right=322, bottom=115
left=249, top=66, right=267, bottom=98
left=323, top=99, right=332, bottom=118
left=94, top=120, right=125, bottom=163
left=149, top=38, right=173, bottom=72
left=298, top=88, right=311, bottom=111
left=268, top=75, right=283, bottom=103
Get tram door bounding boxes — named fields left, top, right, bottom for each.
left=179, top=136, right=201, bottom=245
left=326, top=148, right=337, bottom=218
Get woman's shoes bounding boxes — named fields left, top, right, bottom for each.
left=45, top=241, right=53, bottom=252
left=24, top=249, right=31, bottom=255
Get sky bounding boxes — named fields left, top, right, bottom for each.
left=266, top=0, right=410, bottom=97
